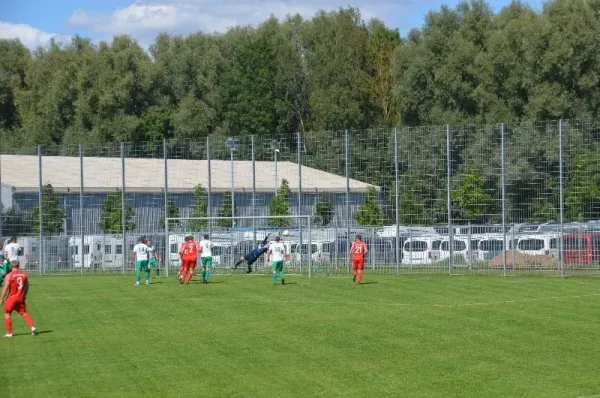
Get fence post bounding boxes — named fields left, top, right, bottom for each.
left=163, top=139, right=169, bottom=277
left=308, top=215, right=312, bottom=278
left=79, top=144, right=84, bottom=276
left=297, top=131, right=303, bottom=274
left=501, top=123, right=507, bottom=276
left=394, top=127, right=400, bottom=275
left=558, top=119, right=565, bottom=278
left=121, top=142, right=126, bottom=275
left=37, top=145, right=43, bottom=275
left=446, top=124, right=454, bottom=274
left=251, top=135, right=256, bottom=246
left=345, top=128, right=351, bottom=273
left=207, top=136, right=212, bottom=239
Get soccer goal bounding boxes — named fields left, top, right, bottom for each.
left=164, top=215, right=315, bottom=277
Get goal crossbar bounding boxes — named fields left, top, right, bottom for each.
left=164, top=215, right=313, bottom=277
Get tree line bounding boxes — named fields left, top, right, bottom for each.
left=2, top=0, right=600, bottom=228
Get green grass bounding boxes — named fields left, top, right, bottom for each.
left=2, top=273, right=600, bottom=398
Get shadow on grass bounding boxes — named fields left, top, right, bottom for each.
left=358, top=282, right=378, bottom=285
left=13, top=330, right=53, bottom=337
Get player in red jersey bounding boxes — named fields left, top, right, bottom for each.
left=1, top=260, right=37, bottom=337
left=350, top=235, right=368, bottom=285
left=181, top=236, right=199, bottom=284
left=177, top=236, right=190, bottom=280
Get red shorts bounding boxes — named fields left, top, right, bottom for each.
left=4, top=297, right=26, bottom=315
left=353, top=259, right=364, bottom=271
left=182, top=258, right=197, bottom=270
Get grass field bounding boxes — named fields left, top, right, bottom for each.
left=2, top=273, right=600, bottom=398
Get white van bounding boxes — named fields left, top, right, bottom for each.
left=477, top=237, right=506, bottom=261
left=402, top=236, right=442, bottom=265
left=439, top=236, right=480, bottom=262
left=517, top=234, right=559, bottom=258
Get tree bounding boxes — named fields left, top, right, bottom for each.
left=353, top=186, right=384, bottom=228
left=1, top=204, right=33, bottom=236
left=453, top=166, right=491, bottom=223
left=159, top=197, right=180, bottom=229
left=565, top=149, right=600, bottom=220
left=32, top=184, right=65, bottom=234
left=269, top=179, right=292, bottom=227
left=98, top=190, right=136, bottom=233
left=313, top=192, right=334, bottom=226
left=216, top=193, right=237, bottom=228
left=188, top=184, right=209, bottom=231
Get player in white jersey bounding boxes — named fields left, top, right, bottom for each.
left=199, top=234, right=213, bottom=284
left=268, top=235, right=286, bottom=286
left=146, top=240, right=160, bottom=278
left=3, top=237, right=20, bottom=262
left=132, top=237, right=150, bottom=286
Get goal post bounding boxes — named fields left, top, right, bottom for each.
left=164, top=215, right=313, bottom=278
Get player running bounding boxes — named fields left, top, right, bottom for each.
left=233, top=234, right=271, bottom=274
left=268, top=236, right=286, bottom=286
left=181, top=236, right=199, bottom=284
left=146, top=240, right=160, bottom=278
left=350, top=234, right=368, bottom=285
left=1, top=260, right=37, bottom=337
left=199, top=234, right=213, bottom=284
left=177, top=236, right=189, bottom=280
left=133, top=237, right=150, bottom=286
left=0, top=255, right=11, bottom=287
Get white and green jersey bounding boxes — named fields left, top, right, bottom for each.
left=200, top=240, right=212, bottom=258
left=4, top=242, right=20, bottom=261
left=147, top=245, right=156, bottom=259
left=269, top=242, right=285, bottom=262
left=133, top=243, right=149, bottom=262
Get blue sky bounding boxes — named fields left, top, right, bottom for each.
left=0, top=0, right=545, bottom=49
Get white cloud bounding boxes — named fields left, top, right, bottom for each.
left=0, top=22, right=70, bottom=50
left=67, top=0, right=409, bottom=44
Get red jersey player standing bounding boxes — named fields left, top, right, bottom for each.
left=350, top=235, right=368, bottom=285
left=181, top=236, right=199, bottom=284
left=1, top=260, right=37, bottom=337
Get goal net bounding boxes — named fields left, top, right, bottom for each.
left=164, top=215, right=316, bottom=276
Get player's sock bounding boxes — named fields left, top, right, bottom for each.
left=4, top=317, right=12, bottom=335
left=357, top=271, right=363, bottom=284
left=280, top=271, right=285, bottom=284
left=135, top=271, right=141, bottom=282
left=201, top=270, right=206, bottom=282
left=205, top=268, right=211, bottom=282
left=22, top=313, right=34, bottom=329
left=233, top=260, right=244, bottom=269
left=272, top=272, right=277, bottom=284
left=156, top=268, right=160, bottom=277
left=145, top=270, right=150, bottom=282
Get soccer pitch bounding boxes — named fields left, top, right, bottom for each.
left=2, top=274, right=600, bottom=397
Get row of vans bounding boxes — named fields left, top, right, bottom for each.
left=400, top=234, right=562, bottom=265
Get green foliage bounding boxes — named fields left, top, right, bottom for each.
left=32, top=184, right=65, bottom=234
left=353, top=187, right=384, bottom=227
left=188, top=184, right=209, bottom=231
left=313, top=193, right=335, bottom=226
left=159, top=197, right=180, bottom=229
left=98, top=190, right=136, bottom=233
left=269, top=179, right=292, bottom=227
left=453, top=167, right=491, bottom=223
left=216, top=193, right=237, bottom=228
left=1, top=204, right=33, bottom=236
left=565, top=149, right=600, bottom=220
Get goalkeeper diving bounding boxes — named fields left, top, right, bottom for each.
left=233, top=234, right=271, bottom=273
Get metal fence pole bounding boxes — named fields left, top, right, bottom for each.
left=446, top=124, right=454, bottom=274
left=230, top=147, right=235, bottom=270
left=345, top=128, right=351, bottom=273
left=121, top=142, right=126, bottom=275
left=37, top=145, right=43, bottom=275
left=501, top=123, right=507, bottom=276
left=297, top=131, right=303, bottom=274
left=163, top=139, right=169, bottom=277
left=308, top=215, right=312, bottom=278
left=207, top=136, right=212, bottom=238
left=559, top=119, right=565, bottom=278
left=394, top=127, right=400, bottom=275
left=251, top=135, right=256, bottom=245
left=79, top=144, right=84, bottom=276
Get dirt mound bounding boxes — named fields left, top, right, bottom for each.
left=488, top=250, right=558, bottom=269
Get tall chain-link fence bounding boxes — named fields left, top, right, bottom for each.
left=2, top=119, right=600, bottom=277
